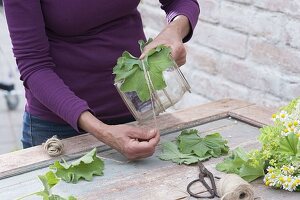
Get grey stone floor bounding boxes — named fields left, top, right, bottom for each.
left=0, top=7, right=25, bottom=154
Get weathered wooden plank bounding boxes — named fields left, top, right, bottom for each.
left=139, top=98, right=254, bottom=133
left=0, top=117, right=297, bottom=200
left=0, top=119, right=261, bottom=200
left=0, top=134, right=106, bottom=179
left=228, top=104, right=276, bottom=127
left=0, top=99, right=253, bottom=179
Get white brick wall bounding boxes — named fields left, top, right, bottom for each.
left=139, top=0, right=300, bottom=109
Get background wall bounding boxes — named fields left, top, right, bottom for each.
left=139, top=0, right=300, bottom=109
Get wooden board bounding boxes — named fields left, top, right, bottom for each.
left=0, top=99, right=296, bottom=200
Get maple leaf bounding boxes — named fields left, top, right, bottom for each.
left=113, top=39, right=173, bottom=102
left=178, top=129, right=229, bottom=158
left=159, top=142, right=206, bottom=165
left=50, top=148, right=104, bottom=184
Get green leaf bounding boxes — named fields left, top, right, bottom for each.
left=120, top=67, right=150, bottom=102
left=178, top=129, right=229, bottom=158
left=159, top=142, right=206, bottom=165
left=279, top=134, right=299, bottom=156
left=113, top=39, right=173, bottom=102
left=17, top=171, right=77, bottom=200
left=38, top=171, right=60, bottom=194
left=216, top=147, right=248, bottom=174
left=239, top=163, right=265, bottom=182
left=49, top=195, right=77, bottom=200
left=216, top=147, right=265, bottom=182
left=50, top=148, right=104, bottom=183
left=159, top=129, right=229, bottom=165
left=138, top=38, right=153, bottom=52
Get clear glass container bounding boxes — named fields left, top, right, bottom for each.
left=115, top=62, right=191, bottom=123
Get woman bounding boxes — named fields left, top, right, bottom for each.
left=3, top=0, right=200, bottom=160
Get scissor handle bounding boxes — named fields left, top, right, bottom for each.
left=187, top=178, right=216, bottom=199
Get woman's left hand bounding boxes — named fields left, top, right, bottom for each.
left=140, top=15, right=190, bottom=67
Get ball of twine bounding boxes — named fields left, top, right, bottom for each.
left=43, top=135, right=64, bottom=157
left=217, top=174, right=255, bottom=200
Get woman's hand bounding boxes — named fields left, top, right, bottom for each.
left=78, top=111, right=160, bottom=160
left=101, top=125, right=160, bottom=160
left=140, top=15, right=190, bottom=67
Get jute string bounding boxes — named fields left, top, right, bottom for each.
left=217, top=174, right=255, bottom=200
left=43, top=135, right=64, bottom=157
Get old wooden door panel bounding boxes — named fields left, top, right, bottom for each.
left=0, top=118, right=266, bottom=200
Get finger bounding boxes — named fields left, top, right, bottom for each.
left=176, top=57, right=186, bottom=67
left=130, top=128, right=158, bottom=141
left=148, top=130, right=160, bottom=147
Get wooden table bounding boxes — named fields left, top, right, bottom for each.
left=0, top=99, right=299, bottom=200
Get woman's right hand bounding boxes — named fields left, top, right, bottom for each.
left=100, top=125, right=160, bottom=160
left=78, top=111, right=160, bottom=160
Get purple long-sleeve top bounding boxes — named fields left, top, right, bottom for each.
left=4, top=0, right=200, bottom=131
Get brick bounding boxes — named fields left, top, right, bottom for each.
left=189, top=69, right=249, bottom=100
left=250, top=10, right=283, bottom=43
left=138, top=4, right=166, bottom=31
left=141, top=1, right=161, bottom=7
left=247, top=90, right=286, bottom=108
left=195, top=22, right=247, bottom=58
left=248, top=37, right=300, bottom=73
left=219, top=56, right=282, bottom=95
left=220, top=1, right=254, bottom=33
left=168, top=92, right=210, bottom=111
left=226, top=0, right=252, bottom=5
left=143, top=27, right=159, bottom=39
left=198, top=0, right=220, bottom=23
left=254, top=0, right=300, bottom=19
left=186, top=45, right=219, bottom=74
left=285, top=18, right=300, bottom=49
left=279, top=75, right=300, bottom=100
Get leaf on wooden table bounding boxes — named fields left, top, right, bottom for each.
left=50, top=148, right=104, bottom=183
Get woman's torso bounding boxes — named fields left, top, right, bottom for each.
left=27, top=0, right=145, bottom=123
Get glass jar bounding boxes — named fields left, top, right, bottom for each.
left=115, top=62, right=191, bottom=123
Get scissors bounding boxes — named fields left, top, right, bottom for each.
left=187, top=161, right=219, bottom=199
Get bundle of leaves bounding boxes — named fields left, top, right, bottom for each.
left=159, top=129, right=229, bottom=165
left=17, top=171, right=77, bottom=200
left=113, top=39, right=173, bottom=102
left=216, top=97, right=300, bottom=192
left=50, top=148, right=104, bottom=183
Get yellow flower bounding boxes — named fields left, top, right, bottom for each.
left=294, top=121, right=298, bottom=126
left=279, top=176, right=285, bottom=183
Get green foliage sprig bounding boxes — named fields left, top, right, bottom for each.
left=217, top=97, right=300, bottom=192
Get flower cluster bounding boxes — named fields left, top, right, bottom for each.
left=217, top=97, right=300, bottom=192
left=264, top=165, right=300, bottom=192
left=263, top=98, right=300, bottom=192
left=272, top=109, right=300, bottom=138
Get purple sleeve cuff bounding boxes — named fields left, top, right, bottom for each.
left=160, top=0, right=200, bottom=42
